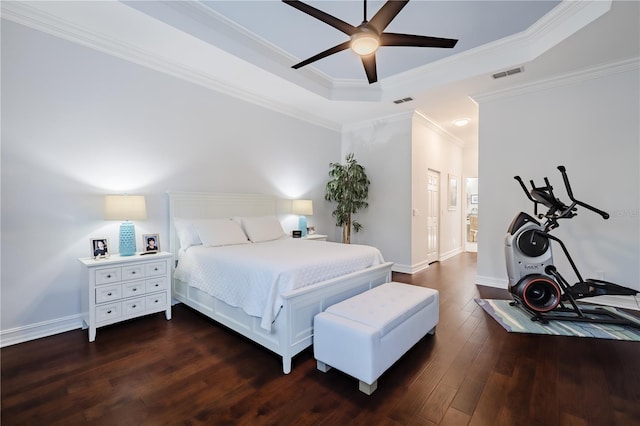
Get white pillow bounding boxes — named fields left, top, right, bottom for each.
left=174, top=218, right=202, bottom=249
left=193, top=219, right=250, bottom=247
left=242, top=216, right=286, bottom=243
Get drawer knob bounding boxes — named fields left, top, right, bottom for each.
left=107, top=310, right=112, bottom=314
left=133, top=288, right=137, bottom=292
left=132, top=271, right=136, bottom=275
left=107, top=292, right=112, bottom=296
left=107, top=274, right=111, bottom=278
left=154, top=267, right=158, bottom=271
left=154, top=284, right=159, bottom=288
left=132, top=304, right=137, bottom=308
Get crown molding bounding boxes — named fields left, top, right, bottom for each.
left=155, top=1, right=338, bottom=97
left=379, top=0, right=611, bottom=101
left=413, top=111, right=465, bottom=149
left=1, top=0, right=619, bottom=134
left=472, top=57, right=639, bottom=104
left=0, top=1, right=342, bottom=131
left=340, top=107, right=465, bottom=148
left=5, top=0, right=604, bottom=106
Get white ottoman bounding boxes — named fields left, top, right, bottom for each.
left=314, top=282, right=439, bottom=394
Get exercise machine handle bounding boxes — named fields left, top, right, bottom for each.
left=514, top=175, right=540, bottom=216
left=514, top=175, right=535, bottom=202
left=557, top=166, right=610, bottom=219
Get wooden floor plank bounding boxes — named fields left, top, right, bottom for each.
left=2, top=253, right=639, bottom=425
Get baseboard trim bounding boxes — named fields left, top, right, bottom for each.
left=392, top=260, right=431, bottom=275
left=0, top=314, right=84, bottom=348
left=440, top=247, right=464, bottom=262
left=476, top=275, right=508, bottom=289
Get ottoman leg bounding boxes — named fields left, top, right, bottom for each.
left=317, top=360, right=332, bottom=373
left=359, top=380, right=378, bottom=395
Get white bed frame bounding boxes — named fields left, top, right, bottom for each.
left=168, top=192, right=393, bottom=373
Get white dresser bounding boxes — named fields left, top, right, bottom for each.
left=79, top=252, right=172, bottom=342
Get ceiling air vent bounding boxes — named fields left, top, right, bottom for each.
left=492, top=66, right=524, bottom=79
left=393, top=97, right=414, bottom=104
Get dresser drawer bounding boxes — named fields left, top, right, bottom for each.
left=80, top=252, right=172, bottom=342
left=96, top=284, right=122, bottom=303
left=146, top=293, right=166, bottom=310
left=123, top=298, right=145, bottom=316
left=95, top=267, right=121, bottom=285
left=145, top=261, right=166, bottom=277
left=145, top=277, right=166, bottom=293
left=96, top=302, right=121, bottom=323
left=122, top=264, right=145, bottom=280
left=122, top=281, right=145, bottom=298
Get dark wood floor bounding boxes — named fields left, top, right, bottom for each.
left=2, top=253, right=639, bottom=425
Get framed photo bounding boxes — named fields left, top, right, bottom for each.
left=448, top=174, right=458, bottom=211
left=91, top=238, right=109, bottom=259
left=471, top=194, right=478, bottom=204
left=307, top=226, right=316, bottom=235
left=143, top=234, right=160, bottom=253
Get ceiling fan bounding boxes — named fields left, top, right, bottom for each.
left=282, top=0, right=459, bottom=84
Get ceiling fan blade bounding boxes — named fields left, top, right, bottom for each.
left=282, top=0, right=358, bottom=36
left=361, top=53, right=378, bottom=84
left=379, top=33, right=458, bottom=48
left=292, top=41, right=351, bottom=69
left=368, top=0, right=409, bottom=33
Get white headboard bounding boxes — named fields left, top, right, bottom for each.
left=167, top=192, right=278, bottom=262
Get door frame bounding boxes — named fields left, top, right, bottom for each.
left=427, top=169, right=440, bottom=264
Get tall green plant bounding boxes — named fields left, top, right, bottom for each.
left=325, top=153, right=370, bottom=244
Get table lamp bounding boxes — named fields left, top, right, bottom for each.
left=292, top=199, right=313, bottom=237
left=104, top=195, right=147, bottom=256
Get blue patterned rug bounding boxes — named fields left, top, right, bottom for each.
left=475, top=298, right=640, bottom=341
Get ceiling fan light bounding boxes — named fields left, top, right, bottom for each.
left=351, top=33, right=379, bottom=56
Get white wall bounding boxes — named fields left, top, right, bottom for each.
left=1, top=21, right=341, bottom=344
left=412, top=114, right=464, bottom=270
left=475, top=62, right=640, bottom=290
left=339, top=112, right=465, bottom=273
left=341, top=113, right=413, bottom=268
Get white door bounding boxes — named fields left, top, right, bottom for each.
left=427, top=170, right=440, bottom=263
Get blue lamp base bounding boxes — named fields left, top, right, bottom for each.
left=298, top=215, right=308, bottom=237
left=119, top=221, right=137, bottom=256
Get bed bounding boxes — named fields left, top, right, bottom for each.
left=168, top=192, right=393, bottom=374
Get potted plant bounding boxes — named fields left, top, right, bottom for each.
left=325, top=153, right=370, bottom=244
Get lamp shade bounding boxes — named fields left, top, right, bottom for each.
left=292, top=199, right=313, bottom=216
left=104, top=195, right=146, bottom=256
left=104, top=195, right=147, bottom=221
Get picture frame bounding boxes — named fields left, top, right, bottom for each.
left=471, top=194, right=478, bottom=204
left=91, top=238, right=109, bottom=259
left=307, top=226, right=316, bottom=235
left=143, top=233, right=160, bottom=253
left=448, top=174, right=458, bottom=211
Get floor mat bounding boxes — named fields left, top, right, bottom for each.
left=475, top=298, right=640, bottom=341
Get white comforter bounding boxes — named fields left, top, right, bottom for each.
left=174, top=238, right=385, bottom=331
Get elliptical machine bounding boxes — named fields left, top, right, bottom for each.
left=505, top=165, right=639, bottom=328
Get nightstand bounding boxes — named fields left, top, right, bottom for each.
left=304, top=234, right=328, bottom=241
left=79, top=252, right=172, bottom=342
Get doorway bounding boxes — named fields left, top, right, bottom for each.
left=465, top=177, right=478, bottom=252
left=427, top=170, right=440, bottom=263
